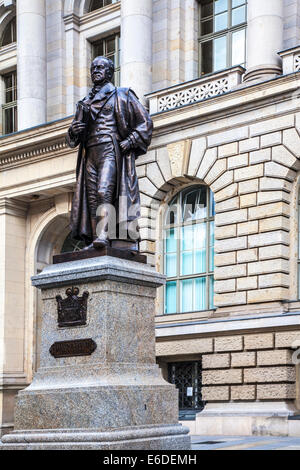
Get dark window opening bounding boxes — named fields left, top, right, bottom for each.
left=2, top=71, right=17, bottom=135
left=61, top=233, right=85, bottom=253
left=1, top=17, right=16, bottom=47
left=89, top=0, right=115, bottom=12
left=168, top=361, right=205, bottom=419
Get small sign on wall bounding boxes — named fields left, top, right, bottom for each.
left=186, top=387, right=193, bottom=397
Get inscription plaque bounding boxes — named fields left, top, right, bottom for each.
left=49, top=338, right=97, bottom=358
left=56, top=287, right=89, bottom=327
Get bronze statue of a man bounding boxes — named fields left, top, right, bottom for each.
left=66, top=56, right=153, bottom=250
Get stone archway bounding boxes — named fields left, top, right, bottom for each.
left=33, top=213, right=71, bottom=371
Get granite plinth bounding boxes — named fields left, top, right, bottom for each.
left=1, top=255, right=190, bottom=450
left=1, top=425, right=190, bottom=450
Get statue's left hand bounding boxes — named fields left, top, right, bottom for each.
left=120, top=139, right=131, bottom=153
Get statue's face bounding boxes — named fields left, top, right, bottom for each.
left=91, top=57, right=110, bottom=85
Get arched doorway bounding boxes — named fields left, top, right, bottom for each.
left=33, top=214, right=84, bottom=370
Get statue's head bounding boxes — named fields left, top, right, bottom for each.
left=91, top=56, right=114, bottom=85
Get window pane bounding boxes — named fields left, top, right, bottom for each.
left=232, top=0, right=245, bottom=7
left=200, top=40, right=213, bottom=75
left=166, top=281, right=177, bottom=314
left=214, top=35, right=227, bottom=71
left=195, top=277, right=207, bottom=311
left=4, top=107, right=13, bottom=134
left=4, top=75, right=12, bottom=88
left=5, top=88, right=13, bottom=103
left=181, top=251, right=194, bottom=276
left=195, top=223, right=207, bottom=274
left=201, top=1, right=213, bottom=18
left=182, top=187, right=207, bottom=222
left=106, top=37, right=116, bottom=54
left=209, top=276, right=215, bottom=309
left=181, top=279, right=194, bottom=313
left=210, top=190, right=216, bottom=216
left=201, top=19, right=213, bottom=36
left=181, top=225, right=194, bottom=276
left=209, top=221, right=215, bottom=272
left=215, top=12, right=227, bottom=32
left=215, top=0, right=228, bottom=14
left=166, top=228, right=177, bottom=253
left=181, top=225, right=194, bottom=251
left=232, top=28, right=246, bottom=66
left=232, top=5, right=246, bottom=26
left=90, top=0, right=112, bottom=11
left=166, top=254, right=177, bottom=277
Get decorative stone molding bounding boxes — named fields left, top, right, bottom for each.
left=279, top=46, right=300, bottom=75
left=0, top=197, right=28, bottom=217
left=147, top=66, right=245, bottom=114
left=167, top=140, right=191, bottom=179
left=0, top=140, right=68, bottom=169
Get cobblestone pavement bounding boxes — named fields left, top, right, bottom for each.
left=191, top=435, right=300, bottom=450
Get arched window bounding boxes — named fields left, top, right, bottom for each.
left=163, top=186, right=215, bottom=314
left=1, top=17, right=16, bottom=47
left=61, top=233, right=85, bottom=253
left=89, top=0, right=113, bottom=12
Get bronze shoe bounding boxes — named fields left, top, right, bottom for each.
left=82, top=242, right=95, bottom=251
left=93, top=237, right=109, bottom=249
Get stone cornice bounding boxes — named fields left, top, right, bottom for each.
left=0, top=116, right=73, bottom=169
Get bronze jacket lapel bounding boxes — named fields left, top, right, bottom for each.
left=88, top=82, right=116, bottom=121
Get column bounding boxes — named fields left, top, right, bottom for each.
left=17, top=0, right=46, bottom=130
left=244, top=0, right=283, bottom=82
left=120, top=0, right=153, bottom=103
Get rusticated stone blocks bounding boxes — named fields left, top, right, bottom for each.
left=160, top=330, right=299, bottom=404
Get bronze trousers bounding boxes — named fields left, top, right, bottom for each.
left=85, top=141, right=117, bottom=219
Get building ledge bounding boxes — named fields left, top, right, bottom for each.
left=146, top=66, right=245, bottom=114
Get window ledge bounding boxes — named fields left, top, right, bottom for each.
left=0, top=42, right=16, bottom=56
left=146, top=66, right=245, bottom=114
left=155, top=309, right=216, bottom=326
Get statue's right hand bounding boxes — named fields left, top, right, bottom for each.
left=71, top=121, right=87, bottom=136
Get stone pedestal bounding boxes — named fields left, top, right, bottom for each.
left=1, top=255, right=190, bottom=450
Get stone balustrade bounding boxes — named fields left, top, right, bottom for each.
left=279, top=46, right=300, bottom=75
left=147, top=66, right=245, bottom=115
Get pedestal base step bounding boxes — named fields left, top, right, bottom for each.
left=1, top=424, right=191, bottom=450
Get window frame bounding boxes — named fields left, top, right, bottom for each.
left=92, top=33, right=120, bottom=86
left=163, top=185, right=215, bottom=315
left=2, top=70, right=17, bottom=135
left=198, top=0, right=247, bottom=77
left=0, top=17, right=17, bottom=48
left=88, top=0, right=118, bottom=13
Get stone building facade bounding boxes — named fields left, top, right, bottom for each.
left=1, top=0, right=300, bottom=437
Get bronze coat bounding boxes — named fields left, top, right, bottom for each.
left=66, top=83, right=153, bottom=244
